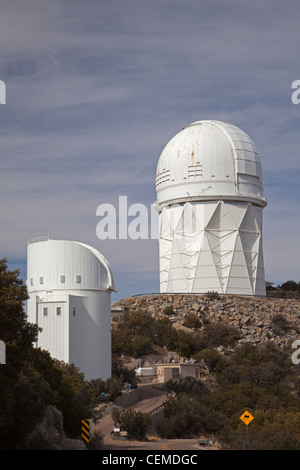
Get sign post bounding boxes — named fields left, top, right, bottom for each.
left=82, top=419, right=91, bottom=447
left=240, top=410, right=254, bottom=448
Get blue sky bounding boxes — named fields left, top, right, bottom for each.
left=0, top=0, right=299, bottom=302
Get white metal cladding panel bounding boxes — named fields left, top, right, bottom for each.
left=27, top=239, right=114, bottom=293
left=159, top=200, right=266, bottom=295
left=36, top=301, right=69, bottom=363
left=236, top=159, right=261, bottom=177
left=155, top=120, right=266, bottom=207
left=156, top=122, right=236, bottom=197
left=26, top=239, right=114, bottom=380
left=27, top=296, right=37, bottom=326
left=68, top=291, right=111, bottom=381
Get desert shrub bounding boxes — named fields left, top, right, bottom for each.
left=158, top=393, right=225, bottom=438
left=193, top=348, right=225, bottom=372
left=112, top=309, right=196, bottom=358
left=216, top=343, right=293, bottom=392
left=183, top=312, right=202, bottom=329
left=163, top=307, right=174, bottom=316
left=111, top=407, right=152, bottom=440
left=165, top=376, right=210, bottom=396
left=88, top=430, right=104, bottom=449
left=271, top=314, right=290, bottom=335
left=194, top=322, right=240, bottom=350
left=205, top=291, right=221, bottom=300
left=218, top=409, right=300, bottom=450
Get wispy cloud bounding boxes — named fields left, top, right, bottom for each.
left=1, top=0, right=300, bottom=298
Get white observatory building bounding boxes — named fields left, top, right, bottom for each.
left=27, top=237, right=116, bottom=380
left=155, top=120, right=267, bottom=296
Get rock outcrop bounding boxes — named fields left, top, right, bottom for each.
left=112, top=293, right=300, bottom=350
left=26, top=405, right=85, bottom=450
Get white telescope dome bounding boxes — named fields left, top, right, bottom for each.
left=26, top=237, right=116, bottom=380
left=156, top=120, right=267, bottom=209
left=27, top=237, right=116, bottom=293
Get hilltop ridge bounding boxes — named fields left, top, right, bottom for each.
left=112, top=293, right=300, bottom=352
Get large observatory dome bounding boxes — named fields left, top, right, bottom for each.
left=156, top=120, right=267, bottom=209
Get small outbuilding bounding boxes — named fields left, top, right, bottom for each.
left=156, top=362, right=202, bottom=383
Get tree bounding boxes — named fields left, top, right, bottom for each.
left=111, top=406, right=152, bottom=440
left=0, top=259, right=98, bottom=448
left=193, top=348, right=225, bottom=373
left=159, top=393, right=224, bottom=438
left=112, top=356, right=140, bottom=388
left=52, top=361, right=97, bottom=438
left=166, top=376, right=210, bottom=396
left=280, top=280, right=299, bottom=292
left=172, top=329, right=195, bottom=358
left=0, top=259, right=54, bottom=449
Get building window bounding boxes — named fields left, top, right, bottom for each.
left=57, top=307, right=61, bottom=316
left=172, top=368, right=180, bottom=380
left=43, top=307, right=48, bottom=316
left=40, top=276, right=43, bottom=284
left=30, top=278, right=33, bottom=286
left=73, top=307, right=76, bottom=316
left=60, top=275, right=65, bottom=283
left=76, top=275, right=81, bottom=284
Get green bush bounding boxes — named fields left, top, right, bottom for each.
left=112, top=309, right=196, bottom=358
left=193, top=348, right=225, bottom=372
left=111, top=407, right=152, bottom=440
left=158, top=393, right=225, bottom=438
left=280, top=280, right=299, bottom=292
left=183, top=312, right=202, bottom=329
left=163, top=307, right=174, bottom=315
left=193, top=322, right=240, bottom=350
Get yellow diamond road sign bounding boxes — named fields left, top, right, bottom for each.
left=240, top=410, right=254, bottom=426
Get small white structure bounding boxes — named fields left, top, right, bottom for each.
left=155, top=120, right=267, bottom=296
left=135, top=367, right=156, bottom=377
left=27, top=237, right=116, bottom=380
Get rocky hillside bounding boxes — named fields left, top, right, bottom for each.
left=112, top=293, right=300, bottom=351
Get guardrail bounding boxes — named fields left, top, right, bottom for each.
left=130, top=292, right=299, bottom=300
left=149, top=386, right=177, bottom=416
left=110, top=431, right=127, bottom=441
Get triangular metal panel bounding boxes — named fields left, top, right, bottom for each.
left=206, top=201, right=237, bottom=231
left=204, top=201, right=221, bottom=226
left=193, top=204, right=205, bottom=231
left=240, top=204, right=260, bottom=233
left=226, top=202, right=248, bottom=228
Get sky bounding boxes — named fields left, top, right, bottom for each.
left=0, top=0, right=299, bottom=303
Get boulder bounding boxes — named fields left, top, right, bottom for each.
left=26, top=405, right=85, bottom=450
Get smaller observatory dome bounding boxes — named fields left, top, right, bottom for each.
left=27, top=237, right=116, bottom=293
left=156, top=120, right=267, bottom=209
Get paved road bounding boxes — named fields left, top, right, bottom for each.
left=100, top=437, right=212, bottom=451
left=93, top=385, right=168, bottom=449
left=93, top=385, right=217, bottom=451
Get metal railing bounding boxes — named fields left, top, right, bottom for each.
left=27, top=236, right=53, bottom=245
